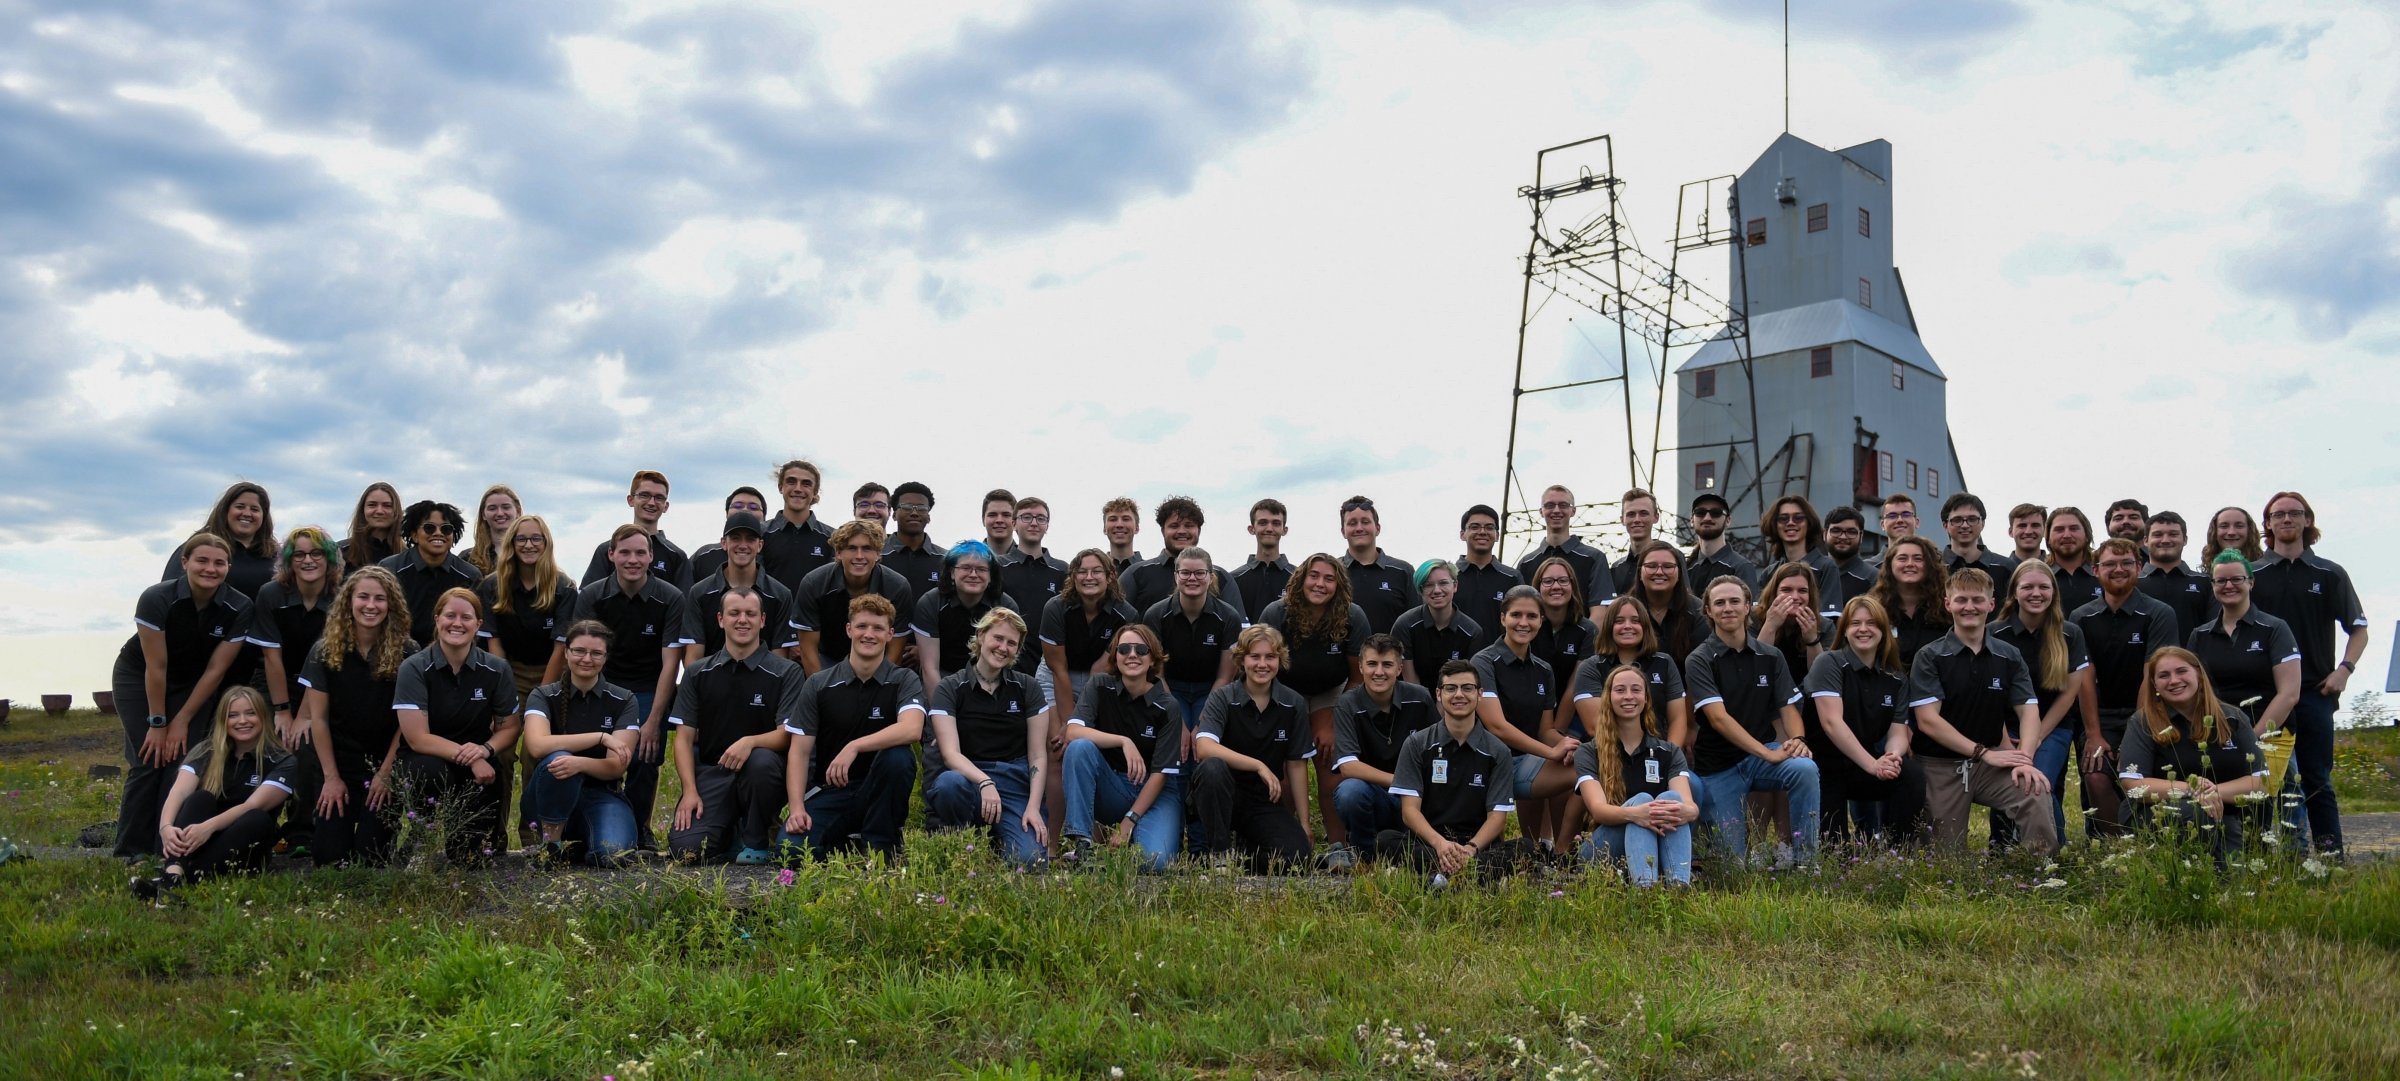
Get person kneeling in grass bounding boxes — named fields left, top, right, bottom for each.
left=779, top=594, right=926, bottom=864
left=2115, top=646, right=2268, bottom=861
left=1575, top=664, right=1699, bottom=886
left=132, top=686, right=294, bottom=899
left=667, top=589, right=801, bottom=864
left=1189, top=624, right=1316, bottom=873
left=925, top=608, right=1052, bottom=867
left=1375, top=659, right=1522, bottom=881
left=1907, top=569, right=2058, bottom=858
left=521, top=621, right=642, bottom=866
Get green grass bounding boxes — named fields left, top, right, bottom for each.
left=7, top=712, right=2400, bottom=1077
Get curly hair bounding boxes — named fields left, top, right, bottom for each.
left=319, top=566, right=414, bottom=681
left=1278, top=553, right=1356, bottom=644
left=1870, top=535, right=1950, bottom=632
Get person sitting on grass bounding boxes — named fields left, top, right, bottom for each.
left=2115, top=646, right=2269, bottom=861
left=1376, top=659, right=1522, bottom=883
left=1188, top=624, right=1316, bottom=873
left=1057, top=622, right=1186, bottom=870
left=779, top=594, right=927, bottom=864
left=925, top=608, right=1053, bottom=867
left=131, top=686, right=294, bottom=900
left=666, top=589, right=801, bottom=864
left=1575, top=664, right=1700, bottom=886
left=521, top=621, right=642, bottom=867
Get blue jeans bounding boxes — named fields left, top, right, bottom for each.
left=1059, top=739, right=1183, bottom=871
left=622, top=690, right=660, bottom=848
left=1580, top=792, right=1694, bottom=885
left=527, top=752, right=638, bottom=866
left=1333, top=777, right=1403, bottom=850
left=778, top=746, right=918, bottom=860
left=927, top=757, right=1044, bottom=866
left=2030, top=724, right=2075, bottom=838
left=1696, top=743, right=1820, bottom=860
left=1169, top=680, right=1215, bottom=731
left=2284, top=689, right=2343, bottom=852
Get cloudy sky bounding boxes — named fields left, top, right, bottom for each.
left=3, top=0, right=2395, bottom=703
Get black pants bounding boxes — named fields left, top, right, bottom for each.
left=1822, top=755, right=1928, bottom=845
left=112, top=664, right=208, bottom=859
left=397, top=752, right=508, bottom=862
left=278, top=748, right=323, bottom=849
left=165, top=789, right=279, bottom=880
left=1373, top=830, right=1525, bottom=878
left=312, top=760, right=399, bottom=868
left=667, top=750, right=786, bottom=862
left=1185, top=758, right=1313, bottom=873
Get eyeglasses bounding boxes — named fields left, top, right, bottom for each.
left=565, top=647, right=607, bottom=660
left=895, top=503, right=931, bottom=514
left=1438, top=683, right=1481, bottom=695
left=1945, top=515, right=1984, bottom=526
left=2265, top=510, right=2308, bottom=522
left=512, top=535, right=548, bottom=546
left=954, top=565, right=990, bottom=575
left=1114, top=642, right=1152, bottom=657
left=1015, top=512, right=1049, bottom=523
left=2212, top=576, right=2251, bottom=586
left=632, top=494, right=668, bottom=505
left=1881, top=510, right=1918, bottom=522
left=854, top=499, right=890, bottom=512
left=1541, top=501, right=1573, bottom=511
left=1175, top=569, right=1211, bottom=579
left=290, top=549, right=327, bottom=561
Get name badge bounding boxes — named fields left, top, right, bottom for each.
left=1431, top=759, right=1450, bottom=784
left=1644, top=759, right=1662, bottom=784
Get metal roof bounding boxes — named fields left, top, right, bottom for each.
left=1679, top=298, right=1944, bottom=377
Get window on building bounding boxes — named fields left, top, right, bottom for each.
left=1746, top=218, right=1767, bottom=247
left=1695, top=369, right=1716, bottom=398
left=1906, top=460, right=1919, bottom=490
left=1807, top=203, right=1828, bottom=232
left=1891, top=359, right=1905, bottom=391
left=1879, top=450, right=1894, bottom=482
left=1927, top=468, right=1941, bottom=498
left=1810, top=346, right=1832, bottom=378
left=1858, top=208, right=1872, bottom=237
left=1858, top=277, right=1872, bottom=308
left=1694, top=461, right=1717, bottom=491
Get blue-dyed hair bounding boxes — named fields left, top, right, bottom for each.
left=940, top=540, right=998, bottom=601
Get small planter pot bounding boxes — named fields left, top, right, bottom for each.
left=42, top=694, right=73, bottom=716
left=94, top=691, right=117, bottom=714
left=0, top=699, right=12, bottom=726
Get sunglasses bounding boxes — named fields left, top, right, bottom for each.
left=1114, top=642, right=1152, bottom=657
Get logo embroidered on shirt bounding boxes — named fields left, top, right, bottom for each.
left=1536, top=683, right=1547, bottom=696
left=643, top=624, right=656, bottom=635
left=472, top=688, right=487, bottom=701
left=869, top=706, right=884, bottom=720
left=750, top=693, right=766, bottom=707
left=2246, top=641, right=2264, bottom=652
left=1379, top=582, right=1392, bottom=591
left=1470, top=771, right=1485, bottom=787
left=2129, top=632, right=2143, bottom=644
left=1881, top=695, right=1894, bottom=707
left=2310, top=582, right=2323, bottom=594
left=1756, top=675, right=1770, bottom=687
left=1203, top=635, right=1217, bottom=646
left=1275, top=728, right=1288, bottom=741
left=1006, top=701, right=1021, bottom=713
left=1988, top=678, right=2003, bottom=691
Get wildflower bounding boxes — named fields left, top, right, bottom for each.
left=777, top=868, right=796, bottom=887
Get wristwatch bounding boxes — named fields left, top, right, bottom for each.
left=147, top=714, right=168, bottom=729
left=1124, top=810, right=1143, bottom=825
left=2340, top=660, right=2357, bottom=673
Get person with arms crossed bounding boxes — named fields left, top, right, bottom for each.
left=1189, top=625, right=1316, bottom=873
left=1907, top=568, right=2058, bottom=857
left=1057, top=623, right=1187, bottom=871
left=2249, top=491, right=2370, bottom=854
left=1684, top=575, right=1820, bottom=866
left=925, top=609, right=1052, bottom=866
left=1575, top=664, right=1700, bottom=885
left=520, top=621, right=642, bottom=867
left=1380, top=659, right=1524, bottom=882
left=666, top=589, right=800, bottom=864
left=1327, top=633, right=1440, bottom=868
left=778, top=594, right=926, bottom=864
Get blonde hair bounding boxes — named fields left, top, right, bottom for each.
left=1590, top=665, right=1662, bottom=805
left=967, top=606, right=1029, bottom=664
left=489, top=514, right=563, bottom=617
left=467, top=484, right=523, bottom=574
left=1999, top=560, right=2069, bottom=691
left=199, top=686, right=283, bottom=798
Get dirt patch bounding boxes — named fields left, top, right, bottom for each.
left=0, top=728, right=119, bottom=762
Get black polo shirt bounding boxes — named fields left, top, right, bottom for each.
left=2251, top=547, right=2368, bottom=687
left=684, top=572, right=801, bottom=656
left=2138, top=562, right=2213, bottom=634
left=1194, top=681, right=1311, bottom=798
left=1231, top=555, right=1294, bottom=624
left=582, top=529, right=692, bottom=591
left=1263, top=600, right=1371, bottom=697
left=911, top=589, right=1023, bottom=676
left=378, top=548, right=481, bottom=644
left=2071, top=591, right=2179, bottom=716
left=1887, top=597, right=1949, bottom=667
left=790, top=563, right=916, bottom=665
left=1989, top=616, right=2091, bottom=721
left=761, top=514, right=835, bottom=595
left=1830, top=554, right=1877, bottom=605
left=1143, top=596, right=1250, bottom=686
left=1645, top=594, right=1709, bottom=666
left=161, top=542, right=276, bottom=600
left=2187, top=608, right=2301, bottom=716
left=1609, top=551, right=1641, bottom=599
left=688, top=542, right=728, bottom=583
left=1758, top=616, right=1831, bottom=690
left=571, top=574, right=693, bottom=689
left=1331, top=682, right=1439, bottom=776
left=1452, top=557, right=1522, bottom=639
left=118, top=577, right=253, bottom=694
left=524, top=678, right=641, bottom=780
left=930, top=666, right=1048, bottom=764
left=2118, top=703, right=2266, bottom=787
left=1572, top=734, right=1691, bottom=801
left=668, top=647, right=804, bottom=765
left=1389, top=723, right=1515, bottom=840
left=1767, top=547, right=1846, bottom=615
left=1943, top=547, right=2019, bottom=591
left=1390, top=606, right=1485, bottom=689
left=474, top=575, right=579, bottom=667
left=1041, top=595, right=1143, bottom=675
left=180, top=740, right=297, bottom=803
left=392, top=645, right=519, bottom=745
left=2050, top=560, right=2103, bottom=612
left=1111, top=551, right=1144, bottom=574
left=1801, top=648, right=1908, bottom=761
left=880, top=537, right=949, bottom=607
left=1905, top=631, right=2036, bottom=756
left=1470, top=641, right=1557, bottom=748
left=1533, top=616, right=1599, bottom=698
left=1341, top=550, right=1420, bottom=633
left=1066, top=674, right=1182, bottom=776
left=246, top=579, right=332, bottom=703
left=999, top=550, right=1069, bottom=673
left=297, top=638, right=415, bottom=769
left=783, top=658, right=926, bottom=789
left=1687, top=544, right=1761, bottom=596
left=1513, top=535, right=1614, bottom=607
left=1569, top=649, right=1687, bottom=710
left=1683, top=632, right=1802, bottom=775
left=1120, top=550, right=1245, bottom=621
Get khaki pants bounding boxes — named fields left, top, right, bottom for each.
left=1922, top=755, right=2058, bottom=858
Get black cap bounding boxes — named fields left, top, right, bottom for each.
left=1690, top=492, right=1730, bottom=511
left=723, top=511, right=765, bottom=538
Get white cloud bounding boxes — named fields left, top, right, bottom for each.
left=68, top=284, right=292, bottom=359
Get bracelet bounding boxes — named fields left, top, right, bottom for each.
left=1970, top=744, right=1988, bottom=761
left=273, top=702, right=292, bottom=712
left=977, top=779, right=997, bottom=790
left=2340, top=660, right=2357, bottom=673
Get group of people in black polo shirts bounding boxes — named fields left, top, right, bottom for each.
left=110, top=462, right=2371, bottom=898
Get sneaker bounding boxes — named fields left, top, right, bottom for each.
left=1059, top=835, right=1093, bottom=868
left=1321, top=842, right=1359, bottom=872
left=1769, top=842, right=1798, bottom=871
left=733, top=847, right=775, bottom=866
left=1429, top=872, right=1451, bottom=890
